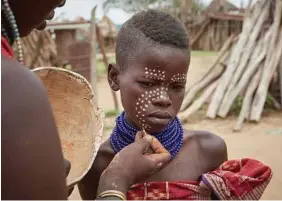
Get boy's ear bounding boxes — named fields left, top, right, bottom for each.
left=108, top=63, right=120, bottom=91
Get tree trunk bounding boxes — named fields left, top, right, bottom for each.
left=280, top=57, right=282, bottom=105
left=90, top=6, right=98, bottom=100
left=251, top=0, right=282, bottom=121
left=206, top=0, right=268, bottom=119
left=218, top=26, right=272, bottom=117
left=218, top=0, right=271, bottom=118
left=181, top=68, right=224, bottom=111
left=190, top=19, right=210, bottom=48
left=251, top=28, right=282, bottom=121
left=233, top=66, right=262, bottom=132
left=179, top=80, right=218, bottom=122
left=180, top=35, right=235, bottom=111
left=95, top=24, right=120, bottom=111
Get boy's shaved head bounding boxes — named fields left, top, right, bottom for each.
left=116, top=9, right=189, bottom=69
left=108, top=9, right=190, bottom=133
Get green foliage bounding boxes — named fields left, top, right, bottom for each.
left=105, top=109, right=120, bottom=118
left=230, top=93, right=276, bottom=116
left=191, top=51, right=217, bottom=57
left=104, top=125, right=114, bottom=131
left=96, top=56, right=115, bottom=76
left=264, top=93, right=278, bottom=109
left=230, top=95, right=244, bottom=115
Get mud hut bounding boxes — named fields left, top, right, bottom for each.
left=46, top=21, right=91, bottom=64
left=97, top=16, right=118, bottom=51
left=189, top=0, right=244, bottom=51
left=17, top=30, right=57, bottom=69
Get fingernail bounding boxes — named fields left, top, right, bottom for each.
left=144, top=135, right=152, bottom=141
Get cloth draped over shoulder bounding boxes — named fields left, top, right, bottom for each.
left=1, top=36, right=14, bottom=59
left=127, top=158, right=272, bottom=200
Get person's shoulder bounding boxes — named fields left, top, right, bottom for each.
left=184, top=130, right=227, bottom=167
left=1, top=56, right=48, bottom=114
left=2, top=55, right=43, bottom=87
left=1, top=56, right=67, bottom=199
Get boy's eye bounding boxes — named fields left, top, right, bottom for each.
left=139, top=81, right=155, bottom=88
left=171, top=84, right=185, bottom=90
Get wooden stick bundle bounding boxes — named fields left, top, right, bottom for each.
left=180, top=0, right=282, bottom=131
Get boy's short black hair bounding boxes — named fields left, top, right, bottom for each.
left=116, top=9, right=189, bottom=69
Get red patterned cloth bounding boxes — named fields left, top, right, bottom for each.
left=127, top=158, right=272, bottom=200
left=1, top=36, right=14, bottom=59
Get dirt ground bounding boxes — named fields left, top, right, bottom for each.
left=69, top=54, right=282, bottom=200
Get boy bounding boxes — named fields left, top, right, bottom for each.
left=78, top=10, right=271, bottom=200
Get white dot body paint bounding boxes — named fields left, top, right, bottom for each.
left=135, top=67, right=186, bottom=131
left=171, top=73, right=187, bottom=83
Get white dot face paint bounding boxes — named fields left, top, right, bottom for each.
left=144, top=67, right=166, bottom=81
left=134, top=67, right=168, bottom=130
left=171, top=73, right=187, bottom=83
left=135, top=67, right=186, bottom=131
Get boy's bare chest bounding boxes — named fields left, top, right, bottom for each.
left=144, top=137, right=213, bottom=182
left=100, top=133, right=219, bottom=183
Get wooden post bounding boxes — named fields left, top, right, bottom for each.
left=233, top=66, right=262, bottom=132
left=190, top=19, right=210, bottom=47
left=90, top=6, right=98, bottom=98
left=180, top=34, right=235, bottom=111
left=95, top=24, right=119, bottom=111
left=251, top=0, right=282, bottom=121
left=280, top=57, right=282, bottom=105
left=206, top=0, right=266, bottom=119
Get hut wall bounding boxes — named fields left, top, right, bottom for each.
left=68, top=41, right=91, bottom=82
left=55, top=29, right=76, bottom=63
left=18, top=30, right=57, bottom=69
left=188, top=18, right=242, bottom=51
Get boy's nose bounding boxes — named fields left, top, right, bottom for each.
left=152, top=94, right=172, bottom=107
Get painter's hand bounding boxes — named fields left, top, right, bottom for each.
left=97, top=133, right=171, bottom=196
left=135, top=131, right=155, bottom=154
left=64, top=159, right=74, bottom=196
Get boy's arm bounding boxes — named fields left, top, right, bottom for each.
left=202, top=131, right=228, bottom=169
left=194, top=130, right=228, bottom=170
left=78, top=141, right=114, bottom=200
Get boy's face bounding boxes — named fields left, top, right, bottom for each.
left=108, top=45, right=190, bottom=133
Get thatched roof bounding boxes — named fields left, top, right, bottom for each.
left=205, top=0, right=240, bottom=14
left=204, top=0, right=244, bottom=21
left=97, top=16, right=118, bottom=38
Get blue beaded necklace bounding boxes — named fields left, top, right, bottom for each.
left=110, top=111, right=183, bottom=159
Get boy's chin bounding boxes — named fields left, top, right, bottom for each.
left=144, top=124, right=168, bottom=134
left=144, top=117, right=173, bottom=134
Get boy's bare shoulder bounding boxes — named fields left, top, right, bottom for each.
left=184, top=130, right=228, bottom=167
left=94, top=139, right=115, bottom=168
left=98, top=139, right=115, bottom=156
left=83, top=139, right=115, bottom=181
left=184, top=130, right=226, bottom=148
left=78, top=139, right=115, bottom=199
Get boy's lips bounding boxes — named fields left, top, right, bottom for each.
left=147, top=116, right=171, bottom=126
left=147, top=111, right=172, bottom=126
left=148, top=111, right=172, bottom=119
